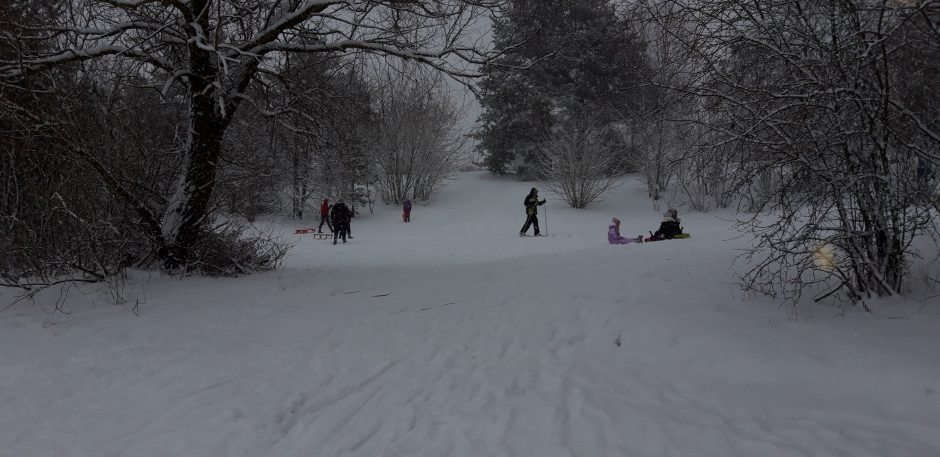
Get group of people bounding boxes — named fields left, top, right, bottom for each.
left=316, top=197, right=414, bottom=245
left=608, top=207, right=684, bottom=244
left=315, top=188, right=685, bottom=246
left=317, top=199, right=354, bottom=245
left=518, top=187, right=686, bottom=243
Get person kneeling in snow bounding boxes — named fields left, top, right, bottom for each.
left=646, top=208, right=684, bottom=242
left=608, top=218, right=642, bottom=244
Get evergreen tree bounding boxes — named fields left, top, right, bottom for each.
left=475, top=0, right=650, bottom=176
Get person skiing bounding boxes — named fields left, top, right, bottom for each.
left=330, top=199, right=350, bottom=245
left=317, top=198, right=333, bottom=233
left=402, top=199, right=412, bottom=223
left=519, top=187, right=546, bottom=236
left=608, top=217, right=642, bottom=244
left=646, top=208, right=683, bottom=242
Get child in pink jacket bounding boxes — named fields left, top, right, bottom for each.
left=608, top=217, right=642, bottom=244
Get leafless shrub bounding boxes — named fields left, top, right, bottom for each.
left=373, top=67, right=468, bottom=204
left=539, top=119, right=622, bottom=209
left=187, top=222, right=292, bottom=277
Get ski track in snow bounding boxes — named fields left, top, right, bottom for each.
left=2, top=172, right=939, bottom=457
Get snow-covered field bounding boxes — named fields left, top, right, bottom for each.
left=2, top=172, right=939, bottom=457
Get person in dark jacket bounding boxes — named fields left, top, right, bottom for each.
left=317, top=199, right=333, bottom=233
left=402, top=199, right=412, bottom=222
left=646, top=208, right=683, bottom=241
left=330, top=199, right=350, bottom=245
left=519, top=187, right=546, bottom=236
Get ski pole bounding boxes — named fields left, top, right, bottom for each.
left=544, top=200, right=548, bottom=235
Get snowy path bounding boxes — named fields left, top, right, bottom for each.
left=2, top=173, right=939, bottom=457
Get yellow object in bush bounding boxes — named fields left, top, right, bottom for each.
left=814, top=244, right=837, bottom=272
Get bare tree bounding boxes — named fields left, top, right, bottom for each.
left=539, top=119, right=622, bottom=209
left=1, top=0, right=189, bottom=291
left=212, top=57, right=376, bottom=222
left=622, top=0, right=693, bottom=202
left=646, top=0, right=940, bottom=304
left=372, top=66, right=467, bottom=203
left=0, top=0, right=505, bottom=268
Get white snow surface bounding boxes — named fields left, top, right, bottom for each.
left=2, top=172, right=939, bottom=457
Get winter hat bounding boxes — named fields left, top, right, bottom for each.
left=664, top=208, right=678, bottom=219
left=612, top=217, right=621, bottom=224
left=530, top=187, right=538, bottom=194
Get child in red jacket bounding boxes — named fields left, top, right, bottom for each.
left=317, top=199, right=333, bottom=233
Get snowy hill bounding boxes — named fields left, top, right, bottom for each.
left=2, top=172, right=939, bottom=457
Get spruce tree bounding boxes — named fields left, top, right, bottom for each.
left=475, top=0, right=650, bottom=176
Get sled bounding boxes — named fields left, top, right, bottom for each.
left=295, top=228, right=331, bottom=240
left=643, top=233, right=692, bottom=242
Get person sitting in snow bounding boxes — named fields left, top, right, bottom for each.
left=608, top=217, right=642, bottom=244
left=402, top=199, right=412, bottom=223
left=646, top=208, right=683, bottom=242
left=519, top=187, right=546, bottom=236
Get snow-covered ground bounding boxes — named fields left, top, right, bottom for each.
left=2, top=172, right=939, bottom=457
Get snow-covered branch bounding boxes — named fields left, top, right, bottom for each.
left=1, top=44, right=178, bottom=78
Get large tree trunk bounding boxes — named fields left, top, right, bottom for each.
left=160, top=21, right=228, bottom=268
left=160, top=100, right=225, bottom=268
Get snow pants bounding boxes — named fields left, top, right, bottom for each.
left=520, top=215, right=540, bottom=235
left=318, top=214, right=333, bottom=232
